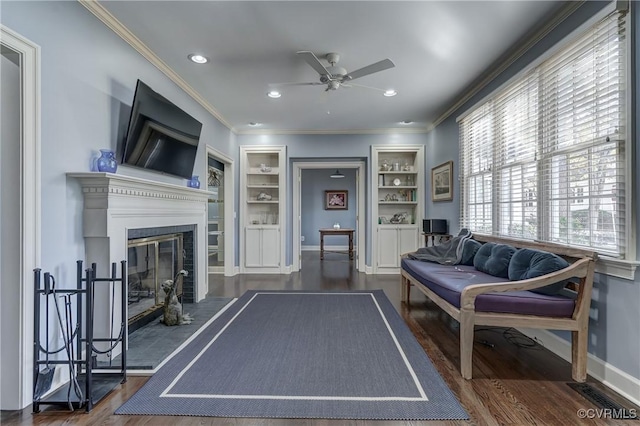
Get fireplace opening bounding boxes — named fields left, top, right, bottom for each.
left=127, top=233, right=184, bottom=333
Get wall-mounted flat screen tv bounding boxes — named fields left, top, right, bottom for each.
left=119, top=80, right=202, bottom=180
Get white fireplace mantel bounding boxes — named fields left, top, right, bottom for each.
left=68, top=172, right=211, bottom=354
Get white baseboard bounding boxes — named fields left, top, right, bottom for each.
left=365, top=265, right=374, bottom=274
left=518, top=328, right=640, bottom=407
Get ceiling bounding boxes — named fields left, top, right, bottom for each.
left=98, top=1, right=565, bottom=134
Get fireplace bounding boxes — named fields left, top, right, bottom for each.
left=69, top=173, right=210, bottom=360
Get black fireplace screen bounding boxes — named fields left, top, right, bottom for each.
left=127, top=234, right=184, bottom=327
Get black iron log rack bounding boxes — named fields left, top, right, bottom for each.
left=33, top=260, right=127, bottom=413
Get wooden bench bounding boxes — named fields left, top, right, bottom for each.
left=401, top=234, right=597, bottom=381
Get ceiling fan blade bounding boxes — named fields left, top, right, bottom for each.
left=297, top=51, right=332, bottom=77
left=345, top=59, right=395, bottom=81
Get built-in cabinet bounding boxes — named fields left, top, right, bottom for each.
left=377, top=227, right=419, bottom=268
left=240, top=146, right=286, bottom=273
left=372, top=145, right=424, bottom=273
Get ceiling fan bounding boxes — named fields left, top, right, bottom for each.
left=273, top=51, right=395, bottom=92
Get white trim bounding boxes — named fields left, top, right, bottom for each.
left=162, top=292, right=428, bottom=401
left=595, top=257, right=639, bottom=281
left=292, top=161, right=366, bottom=273
left=365, top=265, right=374, bottom=275
left=518, top=328, right=640, bottom=407
left=205, top=147, right=235, bottom=277
left=78, top=0, right=233, bottom=131
left=0, top=25, right=41, bottom=410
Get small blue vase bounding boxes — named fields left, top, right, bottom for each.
left=96, top=149, right=117, bottom=173
left=188, top=175, right=201, bottom=189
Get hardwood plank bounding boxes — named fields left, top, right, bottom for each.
left=2, top=251, right=637, bottom=425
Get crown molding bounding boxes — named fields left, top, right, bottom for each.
left=78, top=0, right=234, bottom=131
left=431, top=0, right=584, bottom=129
left=236, top=127, right=429, bottom=136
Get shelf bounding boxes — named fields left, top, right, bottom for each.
left=379, top=201, right=418, bottom=205
left=247, top=184, right=279, bottom=189
left=378, top=171, right=416, bottom=174
left=379, top=185, right=417, bottom=189
left=247, top=200, right=279, bottom=204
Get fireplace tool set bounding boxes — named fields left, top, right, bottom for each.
left=33, top=260, right=127, bottom=413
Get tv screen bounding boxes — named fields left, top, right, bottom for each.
left=120, top=80, right=202, bottom=180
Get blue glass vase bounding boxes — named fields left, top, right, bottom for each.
left=188, top=175, right=201, bottom=189
left=96, top=149, right=117, bottom=173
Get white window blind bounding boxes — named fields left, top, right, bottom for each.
left=459, top=11, right=627, bottom=257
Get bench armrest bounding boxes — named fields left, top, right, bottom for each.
left=460, top=257, right=593, bottom=310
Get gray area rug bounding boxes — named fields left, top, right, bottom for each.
left=116, top=290, right=468, bottom=420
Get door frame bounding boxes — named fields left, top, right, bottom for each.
left=0, top=25, right=41, bottom=409
left=292, top=161, right=365, bottom=272
left=205, top=146, right=235, bottom=276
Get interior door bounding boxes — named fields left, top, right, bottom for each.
left=207, top=157, right=224, bottom=273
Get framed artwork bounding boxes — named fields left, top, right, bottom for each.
left=431, top=161, right=453, bottom=202
left=325, top=190, right=348, bottom=210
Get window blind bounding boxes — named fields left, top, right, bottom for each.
left=459, top=11, right=627, bottom=257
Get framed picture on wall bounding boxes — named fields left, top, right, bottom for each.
left=431, top=161, right=453, bottom=202
left=325, top=190, right=348, bottom=210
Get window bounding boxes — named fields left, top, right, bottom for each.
left=459, top=11, right=628, bottom=257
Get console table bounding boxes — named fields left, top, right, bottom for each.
left=319, top=228, right=355, bottom=260
left=422, top=233, right=452, bottom=247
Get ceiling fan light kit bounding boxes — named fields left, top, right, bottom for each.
left=272, top=51, right=395, bottom=93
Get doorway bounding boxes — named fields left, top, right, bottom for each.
left=205, top=146, right=235, bottom=276
left=0, top=26, right=41, bottom=410
left=292, top=161, right=366, bottom=273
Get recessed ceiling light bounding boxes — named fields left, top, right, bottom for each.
left=188, top=54, right=208, bottom=64
left=249, top=122, right=261, bottom=126
left=400, top=120, right=413, bottom=124
left=267, top=90, right=281, bottom=99
left=383, top=89, right=397, bottom=97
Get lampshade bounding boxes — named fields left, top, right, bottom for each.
left=330, top=169, right=344, bottom=178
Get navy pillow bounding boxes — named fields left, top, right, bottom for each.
left=508, top=248, right=570, bottom=295
left=473, top=243, right=516, bottom=278
left=460, top=239, right=482, bottom=266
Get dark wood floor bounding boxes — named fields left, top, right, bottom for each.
left=3, top=252, right=638, bottom=425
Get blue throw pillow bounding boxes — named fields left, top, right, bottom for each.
left=508, top=248, right=570, bottom=295
left=460, top=239, right=482, bottom=266
left=473, top=243, right=516, bottom=278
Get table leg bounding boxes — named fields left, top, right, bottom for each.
left=349, top=232, right=353, bottom=260
left=320, top=233, right=324, bottom=260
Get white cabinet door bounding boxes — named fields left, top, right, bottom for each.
left=261, top=228, right=280, bottom=268
left=377, top=227, right=399, bottom=268
left=244, top=227, right=262, bottom=268
left=398, top=227, right=419, bottom=258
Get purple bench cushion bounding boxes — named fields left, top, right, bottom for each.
left=401, top=258, right=575, bottom=318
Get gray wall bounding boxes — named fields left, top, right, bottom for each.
left=423, top=1, right=640, bottom=380
left=301, top=168, right=357, bottom=247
